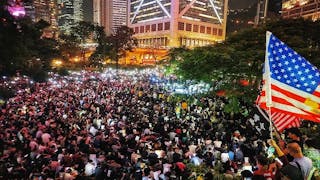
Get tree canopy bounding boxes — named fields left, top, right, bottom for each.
left=169, top=18, right=320, bottom=104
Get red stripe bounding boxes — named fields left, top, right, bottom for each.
left=271, top=84, right=306, bottom=103
left=313, top=89, right=320, bottom=97
left=258, top=102, right=320, bottom=122
left=271, top=112, right=301, bottom=132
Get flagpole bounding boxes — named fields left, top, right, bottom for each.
left=265, top=31, right=273, bottom=139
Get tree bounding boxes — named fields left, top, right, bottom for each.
left=105, top=26, right=137, bottom=71
left=169, top=18, right=320, bottom=112
left=0, top=3, right=59, bottom=77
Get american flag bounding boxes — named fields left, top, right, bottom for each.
left=257, top=32, right=320, bottom=131
left=256, top=96, right=301, bottom=132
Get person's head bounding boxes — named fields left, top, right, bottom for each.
left=255, top=155, right=268, bottom=170
left=286, top=142, right=303, bottom=158
left=286, top=128, right=302, bottom=141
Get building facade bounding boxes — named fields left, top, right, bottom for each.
left=128, top=0, right=228, bottom=49
left=282, top=0, right=320, bottom=21
left=57, top=0, right=83, bottom=34
left=93, top=0, right=127, bottom=35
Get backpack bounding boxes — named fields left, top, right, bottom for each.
left=280, top=162, right=304, bottom=180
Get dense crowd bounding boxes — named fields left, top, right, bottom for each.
left=0, top=69, right=319, bottom=180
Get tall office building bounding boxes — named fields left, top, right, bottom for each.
left=57, top=0, right=83, bottom=34
left=282, top=0, right=320, bottom=21
left=128, top=0, right=228, bottom=49
left=93, top=0, right=127, bottom=35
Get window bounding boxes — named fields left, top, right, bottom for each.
left=164, top=22, right=170, bottom=30
left=151, top=24, right=156, bottom=31
left=218, top=29, right=223, bottom=36
left=178, top=22, right=184, bottom=30
left=134, top=27, right=139, bottom=34
left=193, top=25, right=198, bottom=32
left=186, top=23, right=192, bottom=31
left=206, top=27, right=211, bottom=34
left=158, top=23, right=163, bottom=31
left=140, top=26, right=144, bottom=33
left=200, top=26, right=205, bottom=33
left=212, top=28, right=217, bottom=35
left=146, top=25, right=150, bottom=32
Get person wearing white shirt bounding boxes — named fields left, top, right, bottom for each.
left=84, top=160, right=96, bottom=176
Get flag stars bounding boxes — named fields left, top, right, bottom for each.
left=308, top=75, right=313, bottom=79
left=278, top=63, right=282, bottom=67
left=290, top=73, right=295, bottom=77
left=281, top=69, right=285, bottom=73
left=288, top=67, right=292, bottom=71
left=286, top=80, right=291, bottom=84
left=296, top=84, right=301, bottom=88
left=288, top=53, right=293, bottom=57
left=284, top=47, right=288, bottom=51
left=294, top=65, right=299, bottom=69
left=301, top=77, right=306, bottom=81
left=284, top=75, right=288, bottom=78
left=301, top=63, right=306, bottom=67
left=276, top=42, right=280, bottom=46
left=292, top=59, right=296, bottom=63
left=281, top=55, right=286, bottom=59
left=285, top=61, right=289, bottom=65
left=298, top=71, right=302, bottom=75
left=305, top=69, right=310, bottom=73
left=278, top=48, right=283, bottom=53
left=306, top=88, right=311, bottom=92
left=311, top=81, right=316, bottom=85
left=303, top=83, right=308, bottom=87
left=277, top=76, right=282, bottom=80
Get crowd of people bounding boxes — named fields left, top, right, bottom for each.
left=0, top=68, right=319, bottom=180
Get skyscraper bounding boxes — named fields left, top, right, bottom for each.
left=24, top=0, right=58, bottom=38
left=57, top=0, right=83, bottom=34
left=93, top=0, right=127, bottom=35
left=282, top=0, right=320, bottom=21
left=128, top=0, right=228, bottom=49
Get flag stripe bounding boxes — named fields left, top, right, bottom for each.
left=271, top=111, right=301, bottom=132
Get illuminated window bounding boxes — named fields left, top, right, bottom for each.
left=178, top=22, right=184, bottom=30
left=207, top=27, right=211, bottom=34
left=164, top=22, right=170, bottom=30
left=158, top=23, right=163, bottom=31
left=146, top=25, right=150, bottom=32
left=200, top=26, right=205, bottom=33
left=152, top=24, right=156, bottom=31
left=140, top=26, right=144, bottom=33
left=218, top=29, right=223, bottom=36
left=213, top=28, right=217, bottom=35
left=186, top=23, right=192, bottom=31
left=193, top=25, right=199, bottom=32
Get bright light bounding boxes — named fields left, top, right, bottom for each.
left=8, top=6, right=26, bottom=17
left=52, top=60, right=63, bottom=67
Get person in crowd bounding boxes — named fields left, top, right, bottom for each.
left=269, top=140, right=313, bottom=180
left=0, top=70, right=317, bottom=180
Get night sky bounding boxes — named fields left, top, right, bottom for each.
left=229, top=0, right=257, bottom=9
